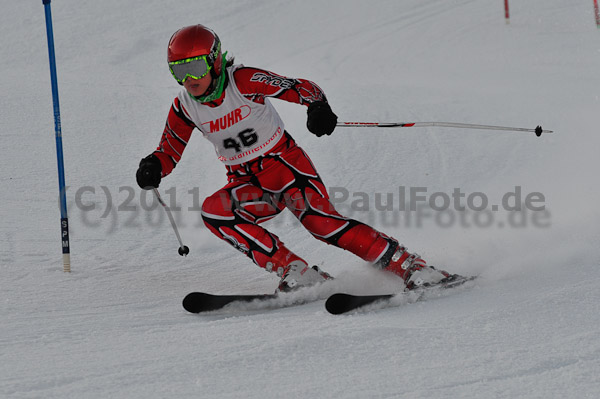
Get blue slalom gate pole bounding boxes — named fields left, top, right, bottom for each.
left=43, top=0, right=71, bottom=272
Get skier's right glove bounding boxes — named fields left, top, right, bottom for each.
left=306, top=101, right=337, bottom=137
left=136, top=154, right=162, bottom=190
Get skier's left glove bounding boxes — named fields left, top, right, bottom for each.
left=136, top=154, right=162, bottom=190
left=306, top=101, right=337, bottom=137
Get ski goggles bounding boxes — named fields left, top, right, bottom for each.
left=169, top=55, right=213, bottom=83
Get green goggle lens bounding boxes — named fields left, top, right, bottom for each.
left=169, top=56, right=212, bottom=83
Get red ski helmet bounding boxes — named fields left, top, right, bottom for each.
left=167, top=24, right=223, bottom=76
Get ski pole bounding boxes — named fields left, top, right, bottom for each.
left=336, top=121, right=553, bottom=137
left=153, top=188, right=189, bottom=256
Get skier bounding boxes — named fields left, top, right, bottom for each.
left=136, top=24, right=455, bottom=292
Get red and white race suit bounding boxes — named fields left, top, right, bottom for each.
left=151, top=64, right=397, bottom=272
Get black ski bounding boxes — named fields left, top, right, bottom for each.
left=182, top=292, right=279, bottom=313
left=325, top=275, right=476, bottom=315
left=325, top=293, right=395, bottom=315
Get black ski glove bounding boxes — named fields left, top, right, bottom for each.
left=306, top=101, right=337, bottom=137
left=136, top=154, right=162, bottom=190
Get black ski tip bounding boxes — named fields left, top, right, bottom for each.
left=182, top=292, right=207, bottom=313
left=325, top=293, right=356, bottom=315
left=182, top=292, right=279, bottom=313
left=325, top=293, right=394, bottom=315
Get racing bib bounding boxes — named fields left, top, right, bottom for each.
left=177, top=65, right=285, bottom=165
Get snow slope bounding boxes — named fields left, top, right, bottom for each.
left=1, top=0, right=599, bottom=397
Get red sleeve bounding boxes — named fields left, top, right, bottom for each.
left=232, top=66, right=327, bottom=106
left=153, top=97, right=196, bottom=177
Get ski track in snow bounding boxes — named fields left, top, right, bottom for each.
left=2, top=0, right=600, bottom=398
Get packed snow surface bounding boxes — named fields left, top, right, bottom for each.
left=1, top=0, right=599, bottom=398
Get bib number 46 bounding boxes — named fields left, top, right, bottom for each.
left=223, top=128, right=258, bottom=153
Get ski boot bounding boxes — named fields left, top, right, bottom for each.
left=268, top=246, right=332, bottom=293
left=277, top=260, right=333, bottom=293
left=380, top=242, right=453, bottom=290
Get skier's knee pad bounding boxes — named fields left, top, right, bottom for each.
left=201, top=190, right=233, bottom=219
